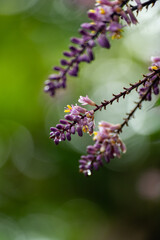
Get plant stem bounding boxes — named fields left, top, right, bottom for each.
left=118, top=73, right=160, bottom=133
left=93, top=71, right=159, bottom=113
left=131, top=0, right=157, bottom=11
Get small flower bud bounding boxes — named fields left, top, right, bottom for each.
left=77, top=127, right=83, bottom=137
left=66, top=132, right=71, bottom=141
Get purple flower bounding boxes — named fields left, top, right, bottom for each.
left=64, top=104, right=85, bottom=115
left=79, top=121, right=126, bottom=176
left=151, top=56, right=160, bottom=63
left=97, top=34, right=110, bottom=48
left=134, top=0, right=142, bottom=10
left=50, top=101, right=95, bottom=145
left=150, top=56, right=160, bottom=69
left=68, top=64, right=79, bottom=77
left=78, top=95, right=96, bottom=106
left=127, top=6, right=138, bottom=25
left=139, top=56, right=160, bottom=101
left=45, top=0, right=140, bottom=96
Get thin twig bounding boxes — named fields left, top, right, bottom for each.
left=118, top=73, right=160, bottom=133
left=93, top=70, right=159, bottom=113
left=50, top=70, right=159, bottom=140
left=131, top=0, right=157, bottom=11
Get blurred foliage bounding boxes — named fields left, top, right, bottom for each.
left=154, top=97, right=160, bottom=108
left=0, top=0, right=160, bottom=239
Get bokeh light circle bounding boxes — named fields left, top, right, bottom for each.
left=0, top=0, right=38, bottom=15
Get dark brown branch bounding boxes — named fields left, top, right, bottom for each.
left=93, top=71, right=159, bottom=113
left=130, top=0, right=158, bottom=12
left=118, top=72, right=160, bottom=133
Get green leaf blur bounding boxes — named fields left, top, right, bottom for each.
left=153, top=97, right=160, bottom=108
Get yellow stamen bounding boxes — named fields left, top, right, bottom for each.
left=64, top=105, right=72, bottom=113
left=93, top=131, right=98, bottom=141
left=89, top=9, right=96, bottom=13
left=100, top=8, right=106, bottom=15
left=93, top=131, right=98, bottom=136
left=82, top=125, right=89, bottom=133
left=112, top=33, right=122, bottom=40
left=91, top=30, right=96, bottom=35
left=64, top=109, right=70, bottom=113
left=115, top=6, right=122, bottom=13
left=96, top=0, right=101, bottom=3
left=86, top=112, right=94, bottom=119
left=151, top=66, right=158, bottom=70
left=111, top=140, right=116, bottom=144
left=67, top=105, right=72, bottom=110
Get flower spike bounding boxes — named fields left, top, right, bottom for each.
left=44, top=0, right=157, bottom=96
left=50, top=97, right=96, bottom=145
left=78, top=95, right=96, bottom=106
left=50, top=56, right=160, bottom=176
left=139, top=57, right=160, bottom=101
left=79, top=121, right=126, bottom=176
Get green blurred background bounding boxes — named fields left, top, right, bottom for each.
left=0, top=0, right=160, bottom=239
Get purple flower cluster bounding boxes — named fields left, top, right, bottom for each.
left=44, top=0, right=141, bottom=96
left=139, top=57, right=160, bottom=101
left=49, top=55, right=160, bottom=176
left=79, top=121, right=126, bottom=176
left=50, top=96, right=96, bottom=145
